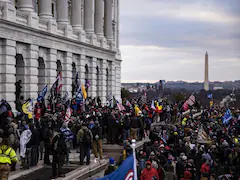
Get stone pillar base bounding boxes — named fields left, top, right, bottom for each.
left=39, top=17, right=57, bottom=34
left=0, top=1, right=16, bottom=22
left=58, top=23, right=73, bottom=38
left=74, top=29, right=86, bottom=42
left=86, top=33, right=97, bottom=46
left=97, top=36, right=107, bottom=48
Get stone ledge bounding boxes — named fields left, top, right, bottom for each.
left=58, top=159, right=108, bottom=180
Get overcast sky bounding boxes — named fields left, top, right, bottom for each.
left=119, top=0, right=240, bottom=83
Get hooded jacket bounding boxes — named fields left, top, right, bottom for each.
left=140, top=161, right=159, bottom=180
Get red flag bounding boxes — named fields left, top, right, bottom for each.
left=183, top=101, right=189, bottom=111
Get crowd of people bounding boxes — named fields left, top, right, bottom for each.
left=0, top=93, right=240, bottom=180
left=137, top=107, right=240, bottom=180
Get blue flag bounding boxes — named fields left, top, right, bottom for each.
left=37, top=85, right=48, bottom=101
left=98, top=155, right=134, bottom=180
left=76, top=86, right=83, bottom=105
left=223, top=109, right=232, bottom=124
left=207, top=94, right=213, bottom=99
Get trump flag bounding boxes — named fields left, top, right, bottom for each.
left=98, top=155, right=135, bottom=180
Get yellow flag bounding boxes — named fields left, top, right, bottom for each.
left=210, top=101, right=213, bottom=107
left=22, top=101, right=33, bottom=119
left=134, top=105, right=140, bottom=116
left=81, top=84, right=87, bottom=99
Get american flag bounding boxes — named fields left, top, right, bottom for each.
left=183, top=101, right=189, bottom=111
left=138, top=91, right=147, bottom=105
left=107, top=93, right=113, bottom=101
left=125, top=100, right=131, bottom=107
left=65, top=107, right=73, bottom=123
left=50, top=72, right=62, bottom=97
left=187, top=94, right=195, bottom=106
left=117, top=101, right=126, bottom=111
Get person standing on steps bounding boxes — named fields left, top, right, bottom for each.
left=77, top=122, right=93, bottom=165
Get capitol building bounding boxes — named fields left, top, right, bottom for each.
left=0, top=0, right=121, bottom=109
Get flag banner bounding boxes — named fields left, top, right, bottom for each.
left=138, top=91, right=147, bottom=106
left=151, top=100, right=156, bottom=111
left=97, top=155, right=134, bottom=180
left=183, top=101, right=189, bottom=111
left=207, top=93, right=213, bottom=99
left=22, top=99, right=34, bottom=119
left=117, top=100, right=126, bottom=112
left=223, top=109, right=232, bottom=124
left=50, top=79, right=58, bottom=97
left=76, top=86, right=83, bottom=104
left=81, top=84, right=87, bottom=99
left=37, top=85, right=48, bottom=101
left=65, top=107, right=73, bottom=123
left=187, top=94, right=195, bottom=106
left=62, top=92, right=69, bottom=104
left=126, top=100, right=131, bottom=107
left=56, top=72, right=62, bottom=92
left=75, top=72, right=80, bottom=91
left=107, top=93, right=113, bottom=102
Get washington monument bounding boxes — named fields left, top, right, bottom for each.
left=204, top=52, right=209, bottom=91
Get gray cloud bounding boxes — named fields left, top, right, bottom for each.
left=119, top=0, right=240, bottom=82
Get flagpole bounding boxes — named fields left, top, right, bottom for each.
left=131, top=139, right=138, bottom=180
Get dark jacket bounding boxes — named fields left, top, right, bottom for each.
left=51, top=133, right=67, bottom=155
left=123, top=116, right=131, bottom=130
left=91, top=125, right=103, bottom=140
left=27, top=128, right=41, bottom=147
left=130, top=116, right=141, bottom=128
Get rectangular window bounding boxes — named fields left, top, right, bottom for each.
left=52, top=3, right=54, bottom=17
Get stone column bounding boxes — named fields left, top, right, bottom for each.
left=18, top=0, right=38, bottom=27
left=38, top=0, right=57, bottom=33
left=24, top=44, right=39, bottom=99
left=71, top=0, right=82, bottom=30
left=0, top=39, right=16, bottom=110
left=88, top=57, right=97, bottom=98
left=56, top=0, right=68, bottom=24
left=56, top=0, right=72, bottom=38
left=104, top=0, right=113, bottom=40
left=115, top=60, right=121, bottom=101
left=99, top=59, right=107, bottom=104
left=84, top=0, right=97, bottom=44
left=78, top=54, right=86, bottom=85
left=109, top=61, right=115, bottom=97
left=84, top=0, right=94, bottom=34
left=18, top=0, right=33, bottom=11
left=71, top=0, right=86, bottom=41
left=46, top=49, right=57, bottom=91
left=95, top=0, right=104, bottom=37
left=62, top=52, right=73, bottom=96
left=38, top=0, right=52, bottom=19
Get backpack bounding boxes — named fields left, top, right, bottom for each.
left=83, top=130, right=91, bottom=144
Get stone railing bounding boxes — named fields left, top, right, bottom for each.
left=38, top=19, right=48, bottom=31
left=72, top=33, right=78, bottom=40
left=16, top=11, right=28, bottom=25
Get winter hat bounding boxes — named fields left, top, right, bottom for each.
left=160, top=144, right=165, bottom=148
left=182, top=156, right=188, bottom=161
left=95, top=120, right=99, bottom=125
left=184, top=171, right=192, bottom=179
left=109, top=157, right=115, bottom=165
